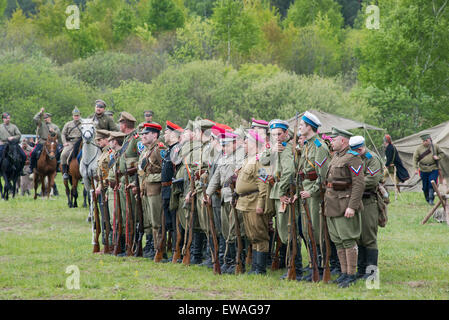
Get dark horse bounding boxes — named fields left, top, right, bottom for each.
left=34, top=134, right=58, bottom=199
left=0, top=141, right=26, bottom=200
left=62, top=139, right=83, bottom=208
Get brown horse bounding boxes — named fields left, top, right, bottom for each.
left=33, top=134, right=58, bottom=199
left=62, top=139, right=83, bottom=208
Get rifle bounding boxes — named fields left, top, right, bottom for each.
left=99, top=171, right=111, bottom=254
left=270, top=224, right=281, bottom=271
left=123, top=162, right=134, bottom=257
left=204, top=194, right=221, bottom=275
left=229, top=180, right=243, bottom=274
left=129, top=167, right=144, bottom=257
left=113, top=166, right=122, bottom=256
left=430, top=137, right=443, bottom=183
left=320, top=185, right=331, bottom=283
left=286, top=112, right=299, bottom=280
left=182, top=161, right=195, bottom=265
left=90, top=178, right=101, bottom=254
left=298, top=174, right=320, bottom=282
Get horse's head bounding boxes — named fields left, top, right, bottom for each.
left=80, top=119, right=96, bottom=144
left=45, top=133, right=58, bottom=161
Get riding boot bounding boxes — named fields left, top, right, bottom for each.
left=363, top=248, right=379, bottom=280
left=279, top=242, right=287, bottom=269
left=225, top=242, right=237, bottom=274
left=423, top=190, right=429, bottom=203
left=191, top=231, right=204, bottom=264
left=218, top=235, right=226, bottom=266
left=302, top=245, right=323, bottom=281
left=117, top=235, right=127, bottom=257
left=356, top=246, right=367, bottom=279
left=52, top=183, right=59, bottom=196
left=330, top=241, right=341, bottom=276
left=220, top=242, right=232, bottom=274
left=199, top=236, right=213, bottom=268
left=143, top=233, right=154, bottom=259
left=256, top=251, right=268, bottom=275
left=247, top=250, right=258, bottom=275
left=62, top=164, right=69, bottom=180
left=294, top=242, right=304, bottom=280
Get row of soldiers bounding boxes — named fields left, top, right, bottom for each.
left=89, top=110, right=387, bottom=289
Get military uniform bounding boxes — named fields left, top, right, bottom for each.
left=324, top=127, right=365, bottom=288
left=60, top=108, right=82, bottom=177
left=413, top=134, right=444, bottom=204
left=0, top=117, right=25, bottom=161
left=349, top=137, right=383, bottom=280
left=90, top=113, right=119, bottom=132
left=236, top=130, right=270, bottom=274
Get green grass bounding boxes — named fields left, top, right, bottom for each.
left=1, top=183, right=449, bottom=300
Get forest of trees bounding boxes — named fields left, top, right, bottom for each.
left=1, top=0, right=448, bottom=141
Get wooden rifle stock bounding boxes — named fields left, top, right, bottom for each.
left=99, top=172, right=112, bottom=254
left=320, top=186, right=331, bottom=283
left=91, top=179, right=101, bottom=254
left=271, top=226, right=281, bottom=271
left=113, top=168, right=122, bottom=256
left=132, top=173, right=144, bottom=257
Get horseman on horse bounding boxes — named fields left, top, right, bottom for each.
left=61, top=107, right=83, bottom=181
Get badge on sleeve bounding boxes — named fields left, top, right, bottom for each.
left=257, top=167, right=269, bottom=183
left=137, top=141, right=145, bottom=155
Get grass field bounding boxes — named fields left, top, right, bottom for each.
left=1, top=181, right=449, bottom=300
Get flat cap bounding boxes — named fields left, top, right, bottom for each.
left=420, top=133, right=431, bottom=141
left=118, top=111, right=136, bottom=123
left=330, top=127, right=353, bottom=139
left=95, top=129, right=110, bottom=140
left=302, top=111, right=321, bottom=129
left=95, top=99, right=106, bottom=108
left=349, top=136, right=365, bottom=149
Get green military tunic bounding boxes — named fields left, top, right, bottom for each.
left=106, top=148, right=119, bottom=245
left=297, top=134, right=330, bottom=257
left=96, top=146, right=113, bottom=246
left=263, top=142, right=297, bottom=245
left=33, top=112, right=61, bottom=144
left=60, top=120, right=82, bottom=165
left=413, top=143, right=444, bottom=172
left=90, top=113, right=119, bottom=132
left=359, top=148, right=384, bottom=250
left=235, top=154, right=270, bottom=252
left=324, top=146, right=365, bottom=249
left=0, top=123, right=21, bottom=144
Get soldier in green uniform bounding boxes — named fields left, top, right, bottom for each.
left=116, top=111, right=142, bottom=257
left=60, top=107, right=83, bottom=180
left=138, top=110, right=154, bottom=131
left=134, top=123, right=164, bottom=262
left=106, top=131, right=127, bottom=256
left=90, top=99, right=119, bottom=132
left=30, top=108, right=61, bottom=174
left=263, top=119, right=303, bottom=281
left=0, top=112, right=26, bottom=167
left=413, top=133, right=444, bottom=205
left=324, top=127, right=365, bottom=288
left=93, top=129, right=112, bottom=253
left=297, top=111, right=332, bottom=281
left=348, top=136, right=383, bottom=280
left=205, top=131, right=245, bottom=274
left=235, top=129, right=270, bottom=274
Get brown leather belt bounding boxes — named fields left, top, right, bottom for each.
left=238, top=189, right=259, bottom=197
left=299, top=170, right=318, bottom=181
left=161, top=181, right=172, bottom=187
left=326, top=182, right=351, bottom=191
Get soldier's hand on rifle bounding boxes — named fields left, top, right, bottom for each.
left=95, top=187, right=101, bottom=196
left=433, top=155, right=440, bottom=161
left=300, top=190, right=311, bottom=199
left=280, top=195, right=290, bottom=204
left=256, top=207, right=264, bottom=215
left=344, top=207, right=355, bottom=218
left=291, top=194, right=298, bottom=203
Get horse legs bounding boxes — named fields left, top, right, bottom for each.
left=63, top=179, right=72, bottom=208
left=72, top=180, right=78, bottom=208
left=33, top=172, right=39, bottom=200
left=41, top=174, right=46, bottom=198
left=49, top=172, right=56, bottom=200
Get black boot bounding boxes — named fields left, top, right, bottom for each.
left=62, top=164, right=69, bottom=180
left=52, top=183, right=59, bottom=196
left=423, top=190, right=429, bottom=203
left=338, top=274, right=357, bottom=288
left=330, top=241, right=341, bottom=276
left=356, top=246, right=367, bottom=279
left=363, top=248, right=379, bottom=280
left=247, top=250, right=258, bottom=275
left=191, top=231, right=204, bottom=264
left=199, top=237, right=213, bottom=268
left=221, top=243, right=232, bottom=274
left=218, top=235, right=226, bottom=266
left=143, top=233, right=155, bottom=259
left=429, top=189, right=435, bottom=205
left=279, top=243, right=287, bottom=269
left=225, top=242, right=237, bottom=274
left=256, top=251, right=268, bottom=275
left=117, top=235, right=127, bottom=257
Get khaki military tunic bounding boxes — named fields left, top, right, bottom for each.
left=324, top=146, right=365, bottom=249
left=413, top=143, right=444, bottom=172
left=33, top=112, right=61, bottom=144
left=61, top=120, right=82, bottom=165
left=106, top=149, right=119, bottom=245
left=96, top=146, right=112, bottom=246
left=359, top=149, right=384, bottom=249
left=235, top=154, right=270, bottom=252
left=297, top=135, right=330, bottom=255
left=90, top=113, right=119, bottom=132
left=138, top=141, right=162, bottom=243
left=0, top=123, right=21, bottom=144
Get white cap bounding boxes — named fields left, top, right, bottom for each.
left=302, top=111, right=322, bottom=128
left=349, top=136, right=365, bottom=149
